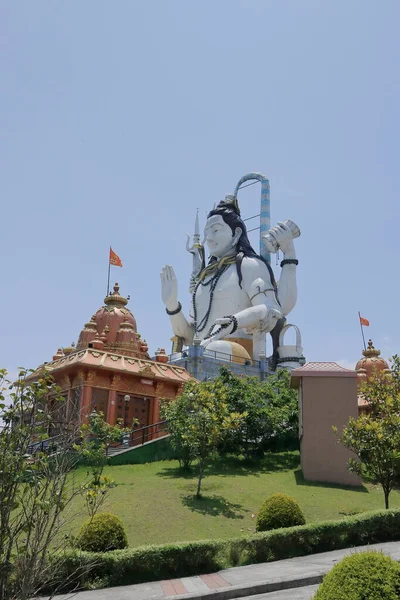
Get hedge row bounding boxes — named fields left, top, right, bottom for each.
left=43, top=509, right=400, bottom=592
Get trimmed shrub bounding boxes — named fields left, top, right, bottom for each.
left=41, top=509, right=400, bottom=592
left=256, top=493, right=305, bottom=531
left=314, top=551, right=400, bottom=599
left=44, top=539, right=225, bottom=593
left=78, top=513, right=128, bottom=553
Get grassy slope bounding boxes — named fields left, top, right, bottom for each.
left=68, top=452, right=400, bottom=548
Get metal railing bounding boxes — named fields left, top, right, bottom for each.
left=27, top=433, right=80, bottom=455
left=130, top=420, right=168, bottom=446
left=28, top=423, right=169, bottom=457
left=106, top=420, right=168, bottom=454
left=27, top=436, right=60, bottom=455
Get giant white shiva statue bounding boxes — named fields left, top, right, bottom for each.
left=161, top=173, right=303, bottom=373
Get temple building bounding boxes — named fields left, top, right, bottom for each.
left=27, top=283, right=191, bottom=437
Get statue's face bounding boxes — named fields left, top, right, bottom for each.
left=205, top=215, right=241, bottom=258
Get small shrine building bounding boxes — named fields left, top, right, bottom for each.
left=355, top=339, right=390, bottom=413
left=27, top=283, right=191, bottom=435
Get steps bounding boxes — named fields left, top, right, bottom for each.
left=106, top=445, right=127, bottom=457
left=106, top=434, right=171, bottom=459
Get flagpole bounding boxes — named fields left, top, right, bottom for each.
left=358, top=311, right=367, bottom=351
left=107, top=247, right=111, bottom=296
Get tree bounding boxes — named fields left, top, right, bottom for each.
left=77, top=411, right=129, bottom=518
left=159, top=391, right=197, bottom=470
left=0, top=369, right=123, bottom=600
left=338, top=355, right=400, bottom=509
left=217, top=367, right=298, bottom=458
left=0, top=368, right=83, bottom=599
left=162, top=379, right=245, bottom=497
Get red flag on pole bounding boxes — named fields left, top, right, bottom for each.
left=109, top=248, right=123, bottom=267
left=359, top=316, right=370, bottom=327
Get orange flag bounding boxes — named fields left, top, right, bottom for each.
left=359, top=316, right=370, bottom=327
left=109, top=247, right=123, bottom=267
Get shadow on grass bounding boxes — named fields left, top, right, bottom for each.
left=182, top=494, right=249, bottom=519
left=157, top=452, right=300, bottom=480
left=294, top=469, right=369, bottom=493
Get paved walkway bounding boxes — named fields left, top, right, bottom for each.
left=53, top=541, right=400, bottom=600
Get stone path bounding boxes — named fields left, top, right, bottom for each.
left=162, top=573, right=231, bottom=596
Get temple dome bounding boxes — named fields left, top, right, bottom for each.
left=356, top=339, right=389, bottom=384
left=77, top=283, right=149, bottom=359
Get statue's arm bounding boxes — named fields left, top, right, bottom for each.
left=161, top=265, right=194, bottom=346
left=240, top=258, right=283, bottom=331
left=272, top=223, right=297, bottom=316
left=167, top=312, right=194, bottom=347
left=259, top=221, right=299, bottom=316
left=278, top=260, right=297, bottom=316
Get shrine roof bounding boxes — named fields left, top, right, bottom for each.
left=75, top=283, right=150, bottom=360
left=28, top=349, right=192, bottom=384
left=291, top=362, right=357, bottom=387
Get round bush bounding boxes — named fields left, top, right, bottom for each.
left=78, top=513, right=128, bottom=552
left=256, top=493, right=305, bottom=532
left=314, top=551, right=400, bottom=600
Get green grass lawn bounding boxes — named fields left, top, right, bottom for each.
left=66, top=452, right=400, bottom=548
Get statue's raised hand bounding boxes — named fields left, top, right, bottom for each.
left=160, top=265, right=179, bottom=311
left=266, top=221, right=295, bottom=256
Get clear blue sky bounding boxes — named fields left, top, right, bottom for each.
left=1, top=0, right=399, bottom=378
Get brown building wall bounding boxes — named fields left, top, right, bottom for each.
left=300, top=376, right=361, bottom=486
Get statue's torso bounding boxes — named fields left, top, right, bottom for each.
left=193, top=263, right=251, bottom=340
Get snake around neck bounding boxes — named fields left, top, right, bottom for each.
left=192, top=255, right=237, bottom=334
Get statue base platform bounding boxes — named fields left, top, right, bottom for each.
left=167, top=343, right=273, bottom=381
